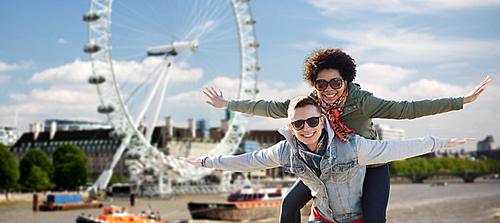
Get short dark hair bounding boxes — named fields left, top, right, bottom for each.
left=288, top=95, right=321, bottom=117
left=303, top=48, right=357, bottom=87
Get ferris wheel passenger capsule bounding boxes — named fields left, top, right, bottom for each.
left=247, top=42, right=259, bottom=48
left=84, top=43, right=101, bottom=53
left=97, top=104, right=115, bottom=114
left=109, top=130, right=127, bottom=139
left=143, top=167, right=157, bottom=175
left=244, top=19, right=256, bottom=25
left=88, top=75, right=106, bottom=85
left=83, top=12, right=100, bottom=22
left=123, top=151, right=141, bottom=160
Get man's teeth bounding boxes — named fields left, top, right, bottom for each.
left=325, top=93, right=336, bottom=97
left=303, top=132, right=314, bottom=137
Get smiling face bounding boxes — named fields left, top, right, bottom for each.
left=315, top=69, right=347, bottom=104
left=289, top=104, right=324, bottom=152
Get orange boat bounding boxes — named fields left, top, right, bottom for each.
left=76, top=206, right=163, bottom=223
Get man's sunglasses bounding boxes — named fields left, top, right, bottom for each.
left=314, top=78, right=343, bottom=91
left=291, top=117, right=321, bottom=131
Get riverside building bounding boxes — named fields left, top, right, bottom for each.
left=0, top=126, right=20, bottom=146
left=10, top=117, right=287, bottom=181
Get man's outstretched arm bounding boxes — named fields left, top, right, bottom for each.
left=180, top=141, right=286, bottom=171
left=356, top=135, right=474, bottom=166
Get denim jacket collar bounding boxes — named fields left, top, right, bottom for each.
left=278, top=115, right=336, bottom=168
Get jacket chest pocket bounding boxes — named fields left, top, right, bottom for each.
left=329, top=162, right=356, bottom=183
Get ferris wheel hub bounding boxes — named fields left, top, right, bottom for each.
left=147, top=40, right=198, bottom=56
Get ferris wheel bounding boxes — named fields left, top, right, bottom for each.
left=83, top=0, right=259, bottom=194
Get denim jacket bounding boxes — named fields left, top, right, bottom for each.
left=204, top=118, right=448, bottom=222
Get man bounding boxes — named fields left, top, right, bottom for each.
left=181, top=95, right=473, bottom=223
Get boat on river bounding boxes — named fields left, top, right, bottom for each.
left=39, top=194, right=103, bottom=211
left=76, top=206, right=163, bottom=223
left=188, top=187, right=292, bottom=221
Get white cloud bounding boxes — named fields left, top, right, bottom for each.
left=0, top=74, right=11, bottom=83
left=102, top=58, right=204, bottom=83
left=307, top=0, right=500, bottom=14
left=356, top=63, right=417, bottom=85
left=8, top=93, right=29, bottom=101
left=321, top=26, right=500, bottom=63
left=30, top=87, right=98, bottom=103
left=354, top=63, right=418, bottom=97
left=163, top=77, right=248, bottom=108
left=396, top=79, right=465, bottom=99
left=28, top=57, right=204, bottom=84
left=28, top=58, right=92, bottom=83
left=58, top=38, right=67, bottom=44
left=0, top=61, right=32, bottom=72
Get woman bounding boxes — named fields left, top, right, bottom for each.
left=204, top=48, right=490, bottom=223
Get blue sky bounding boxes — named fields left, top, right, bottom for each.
left=0, top=0, right=499, bottom=152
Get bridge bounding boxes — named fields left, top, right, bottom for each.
left=391, top=171, right=499, bottom=183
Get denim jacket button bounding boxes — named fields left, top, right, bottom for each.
left=340, top=167, right=343, bottom=171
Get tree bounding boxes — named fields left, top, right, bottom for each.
left=406, top=158, right=433, bottom=174
left=482, top=158, right=500, bottom=171
left=108, top=174, right=128, bottom=186
left=0, top=143, right=20, bottom=200
left=19, top=148, right=53, bottom=190
left=24, top=166, right=51, bottom=191
left=53, top=144, right=88, bottom=190
left=389, top=160, right=412, bottom=174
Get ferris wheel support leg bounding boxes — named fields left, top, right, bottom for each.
left=145, top=54, right=175, bottom=141
left=220, top=172, right=232, bottom=193
left=165, top=175, right=172, bottom=194
left=90, top=169, right=112, bottom=191
left=133, top=58, right=170, bottom=129
left=159, top=171, right=164, bottom=194
left=92, top=136, right=131, bottom=189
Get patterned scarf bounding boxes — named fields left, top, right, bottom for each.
left=313, top=86, right=356, bottom=143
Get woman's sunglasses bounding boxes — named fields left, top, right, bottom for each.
left=291, top=117, right=321, bottom=130
left=314, top=78, right=343, bottom=91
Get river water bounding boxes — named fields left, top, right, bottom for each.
left=1, top=179, right=499, bottom=223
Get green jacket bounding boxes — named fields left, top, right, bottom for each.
left=228, top=82, right=463, bottom=141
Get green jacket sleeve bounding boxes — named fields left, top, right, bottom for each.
left=358, top=93, right=464, bottom=119
left=227, top=99, right=291, bottom=119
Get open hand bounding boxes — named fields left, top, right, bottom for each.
left=447, top=138, right=475, bottom=148
left=179, top=157, right=203, bottom=167
left=463, top=76, right=491, bottom=104
left=203, top=87, right=228, bottom=108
